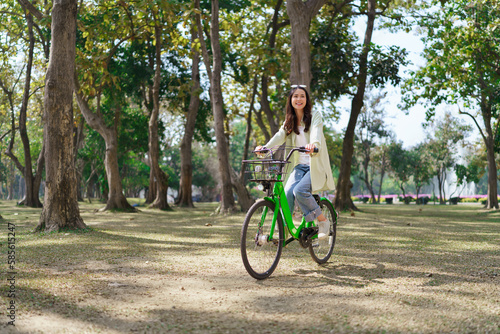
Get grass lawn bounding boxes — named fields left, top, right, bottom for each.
left=0, top=200, right=499, bottom=333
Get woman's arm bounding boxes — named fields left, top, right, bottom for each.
left=309, top=110, right=324, bottom=151
left=264, top=125, right=287, bottom=148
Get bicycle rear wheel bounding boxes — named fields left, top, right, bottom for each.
left=309, top=199, right=337, bottom=264
left=241, top=199, right=284, bottom=279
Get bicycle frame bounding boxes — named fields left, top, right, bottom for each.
left=262, top=175, right=333, bottom=246
left=248, top=145, right=335, bottom=247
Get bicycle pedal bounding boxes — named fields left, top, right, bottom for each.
left=307, top=227, right=318, bottom=238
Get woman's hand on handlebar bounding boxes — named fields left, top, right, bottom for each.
left=305, top=143, right=317, bottom=155
left=254, top=146, right=267, bottom=157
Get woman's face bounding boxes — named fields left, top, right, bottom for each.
left=291, top=88, right=307, bottom=112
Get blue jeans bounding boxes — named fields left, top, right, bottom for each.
left=284, top=164, right=322, bottom=222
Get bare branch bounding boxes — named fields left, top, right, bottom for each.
left=17, top=0, right=45, bottom=21
left=458, top=106, right=486, bottom=143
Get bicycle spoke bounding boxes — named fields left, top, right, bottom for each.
left=309, top=199, right=336, bottom=264
left=241, top=199, right=283, bottom=279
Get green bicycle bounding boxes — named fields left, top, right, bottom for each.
left=240, top=146, right=338, bottom=280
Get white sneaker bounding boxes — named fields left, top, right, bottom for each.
left=317, top=220, right=330, bottom=239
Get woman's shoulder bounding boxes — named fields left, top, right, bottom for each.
left=311, top=109, right=323, bottom=121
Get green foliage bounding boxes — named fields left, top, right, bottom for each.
left=401, top=0, right=500, bottom=120
left=194, top=98, right=214, bottom=143
left=324, top=129, right=343, bottom=175
left=200, top=0, right=251, bottom=12
left=410, top=143, right=433, bottom=194
left=310, top=19, right=357, bottom=101
left=388, top=142, right=431, bottom=196
left=121, top=152, right=150, bottom=196
left=311, top=7, right=408, bottom=103
left=229, top=120, right=249, bottom=173
left=368, top=45, right=409, bottom=87
left=162, top=143, right=217, bottom=193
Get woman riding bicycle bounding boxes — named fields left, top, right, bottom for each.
left=255, top=85, right=335, bottom=239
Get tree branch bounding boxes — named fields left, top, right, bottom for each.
left=458, top=106, right=486, bottom=143
left=17, top=0, right=45, bottom=21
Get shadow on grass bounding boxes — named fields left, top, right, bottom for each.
left=1, top=200, right=499, bottom=333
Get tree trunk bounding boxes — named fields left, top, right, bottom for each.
left=286, top=0, right=326, bottom=87
left=209, top=0, right=236, bottom=214
left=258, top=0, right=287, bottom=138
left=74, top=85, right=135, bottom=212
left=37, top=0, right=85, bottom=232
left=74, top=118, right=85, bottom=201
left=335, top=0, right=376, bottom=212
left=7, top=161, right=14, bottom=200
left=148, top=21, right=171, bottom=211
left=103, top=129, right=136, bottom=211
left=4, top=8, right=42, bottom=208
left=361, top=149, right=376, bottom=202
left=482, top=104, right=499, bottom=209
left=485, top=145, right=498, bottom=209
left=240, top=74, right=259, bottom=181
left=230, top=167, right=254, bottom=212
left=436, top=168, right=446, bottom=204
left=146, top=169, right=156, bottom=204
left=377, top=152, right=387, bottom=203
left=177, top=24, right=201, bottom=208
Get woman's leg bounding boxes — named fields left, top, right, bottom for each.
left=293, top=169, right=322, bottom=222
left=284, top=165, right=307, bottom=217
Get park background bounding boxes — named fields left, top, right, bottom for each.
left=1, top=0, right=499, bottom=215
left=0, top=0, right=499, bottom=332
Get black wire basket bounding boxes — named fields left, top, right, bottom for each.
left=243, top=159, right=290, bottom=182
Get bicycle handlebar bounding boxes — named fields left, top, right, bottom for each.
left=253, top=146, right=318, bottom=162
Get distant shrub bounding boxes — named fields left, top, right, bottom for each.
left=460, top=197, right=478, bottom=203
left=416, top=196, right=429, bottom=205
left=354, top=196, right=369, bottom=203
left=399, top=196, right=413, bottom=204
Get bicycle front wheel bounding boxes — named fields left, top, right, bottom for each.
left=241, top=199, right=284, bottom=279
left=309, top=199, right=337, bottom=264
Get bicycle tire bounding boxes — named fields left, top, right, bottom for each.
left=241, top=199, right=284, bottom=279
left=309, top=198, right=337, bottom=264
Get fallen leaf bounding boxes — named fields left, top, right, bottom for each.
left=108, top=282, right=127, bottom=287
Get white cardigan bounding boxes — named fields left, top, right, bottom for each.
left=264, top=110, right=335, bottom=193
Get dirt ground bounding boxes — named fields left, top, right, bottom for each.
left=1, top=201, right=499, bottom=333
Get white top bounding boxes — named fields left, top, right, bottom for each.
left=265, top=110, right=335, bottom=193
left=296, top=125, right=310, bottom=165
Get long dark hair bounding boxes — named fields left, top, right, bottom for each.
left=283, top=86, right=312, bottom=135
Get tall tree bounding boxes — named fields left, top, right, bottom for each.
left=177, top=18, right=201, bottom=208
left=354, top=90, right=391, bottom=203
left=402, top=0, right=500, bottom=209
left=409, top=143, right=432, bottom=202
left=332, top=0, right=408, bottom=211
left=425, top=112, right=471, bottom=204
left=37, top=0, right=85, bottom=232
left=260, top=0, right=289, bottom=138
left=196, top=0, right=236, bottom=213
left=335, top=0, right=376, bottom=211
left=2, top=0, right=46, bottom=207
left=74, top=1, right=138, bottom=212
left=388, top=142, right=411, bottom=202
left=146, top=3, right=172, bottom=210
